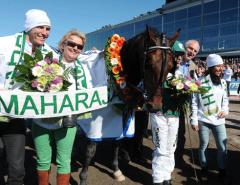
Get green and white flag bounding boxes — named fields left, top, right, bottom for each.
left=0, top=86, right=108, bottom=118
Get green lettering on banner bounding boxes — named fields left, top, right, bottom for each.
left=41, top=95, right=57, bottom=114
left=89, top=90, right=102, bottom=108
left=20, top=95, right=39, bottom=115
left=75, top=93, right=88, bottom=110
left=59, top=95, right=74, bottom=113
left=0, top=95, right=19, bottom=114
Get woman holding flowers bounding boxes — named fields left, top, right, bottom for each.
left=190, top=54, right=229, bottom=179
left=32, top=30, right=86, bottom=185
left=151, top=41, right=186, bottom=185
left=0, top=9, right=56, bottom=185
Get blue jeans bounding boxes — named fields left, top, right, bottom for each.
left=198, top=122, right=227, bottom=169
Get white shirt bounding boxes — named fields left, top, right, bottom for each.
left=191, top=81, right=229, bottom=126
left=223, top=67, right=233, bottom=82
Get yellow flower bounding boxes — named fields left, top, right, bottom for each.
left=189, top=83, right=198, bottom=91
left=51, top=63, right=64, bottom=76
left=37, top=76, right=48, bottom=86
left=111, top=34, right=120, bottom=42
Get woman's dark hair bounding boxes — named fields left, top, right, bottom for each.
left=205, top=66, right=221, bottom=85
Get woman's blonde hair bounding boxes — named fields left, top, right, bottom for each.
left=58, top=29, right=86, bottom=52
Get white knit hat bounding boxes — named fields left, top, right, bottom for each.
left=206, top=54, right=223, bottom=68
left=24, top=9, right=51, bottom=32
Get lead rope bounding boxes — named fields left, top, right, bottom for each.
left=184, top=105, right=199, bottom=183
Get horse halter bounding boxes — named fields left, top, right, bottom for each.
left=143, top=34, right=172, bottom=102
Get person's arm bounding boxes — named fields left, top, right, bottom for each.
left=190, top=92, right=199, bottom=131
left=218, top=82, right=229, bottom=118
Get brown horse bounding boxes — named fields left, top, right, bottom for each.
left=79, top=26, right=180, bottom=185
left=120, top=26, right=180, bottom=112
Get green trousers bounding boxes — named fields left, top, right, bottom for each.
left=32, top=123, right=76, bottom=173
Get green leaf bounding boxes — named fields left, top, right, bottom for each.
left=24, top=53, right=34, bottom=63
left=62, top=80, right=72, bottom=91
left=15, top=65, right=29, bottom=74
left=15, top=75, right=27, bottom=82
left=35, top=48, right=43, bottom=61
left=45, top=51, right=53, bottom=59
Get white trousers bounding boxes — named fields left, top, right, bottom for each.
left=150, top=112, right=179, bottom=183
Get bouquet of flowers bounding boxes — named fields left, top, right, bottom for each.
left=163, top=74, right=209, bottom=112
left=166, top=74, right=208, bottom=95
left=14, top=49, right=72, bottom=92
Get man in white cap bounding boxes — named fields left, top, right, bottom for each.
left=191, top=54, right=229, bottom=181
left=0, top=9, right=57, bottom=185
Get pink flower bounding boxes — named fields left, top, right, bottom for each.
left=52, top=76, right=62, bottom=84
left=195, top=80, right=201, bottom=86
left=44, top=58, right=51, bottom=64
left=186, top=76, right=192, bottom=81
left=52, top=58, right=59, bottom=64
left=31, top=80, right=38, bottom=88
left=45, top=66, right=53, bottom=74
left=184, top=84, right=190, bottom=90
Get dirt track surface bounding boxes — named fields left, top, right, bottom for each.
left=1, top=96, right=240, bottom=185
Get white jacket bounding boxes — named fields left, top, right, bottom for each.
left=191, top=78, right=229, bottom=126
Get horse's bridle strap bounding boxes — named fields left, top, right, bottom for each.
left=146, top=46, right=171, bottom=52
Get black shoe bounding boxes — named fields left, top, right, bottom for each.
left=218, top=169, right=226, bottom=179
left=200, top=167, right=208, bottom=182
left=62, top=115, right=76, bottom=128
left=163, top=180, right=172, bottom=185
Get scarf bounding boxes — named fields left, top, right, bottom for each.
left=5, top=32, right=51, bottom=89
left=199, top=74, right=225, bottom=116
left=75, top=59, right=87, bottom=90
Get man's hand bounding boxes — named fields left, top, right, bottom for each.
left=191, top=124, right=199, bottom=131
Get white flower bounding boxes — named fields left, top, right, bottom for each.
left=37, top=60, right=47, bottom=66
left=175, top=73, right=183, bottom=79
left=110, top=42, right=117, bottom=49
left=50, top=64, right=64, bottom=76
left=36, top=84, right=45, bottom=92
left=48, top=83, right=63, bottom=92
left=176, top=82, right=184, bottom=90
left=110, top=58, right=118, bottom=66
left=184, top=80, right=192, bottom=87
left=32, top=66, right=44, bottom=77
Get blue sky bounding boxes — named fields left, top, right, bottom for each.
left=0, top=0, right=165, bottom=47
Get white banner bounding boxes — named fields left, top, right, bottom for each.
left=0, top=86, right=108, bottom=118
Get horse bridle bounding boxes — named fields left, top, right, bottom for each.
left=143, top=34, right=172, bottom=102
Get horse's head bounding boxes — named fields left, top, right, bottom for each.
left=120, top=26, right=180, bottom=110
left=143, top=26, right=180, bottom=110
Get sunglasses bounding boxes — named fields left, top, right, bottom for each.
left=65, top=41, right=84, bottom=50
